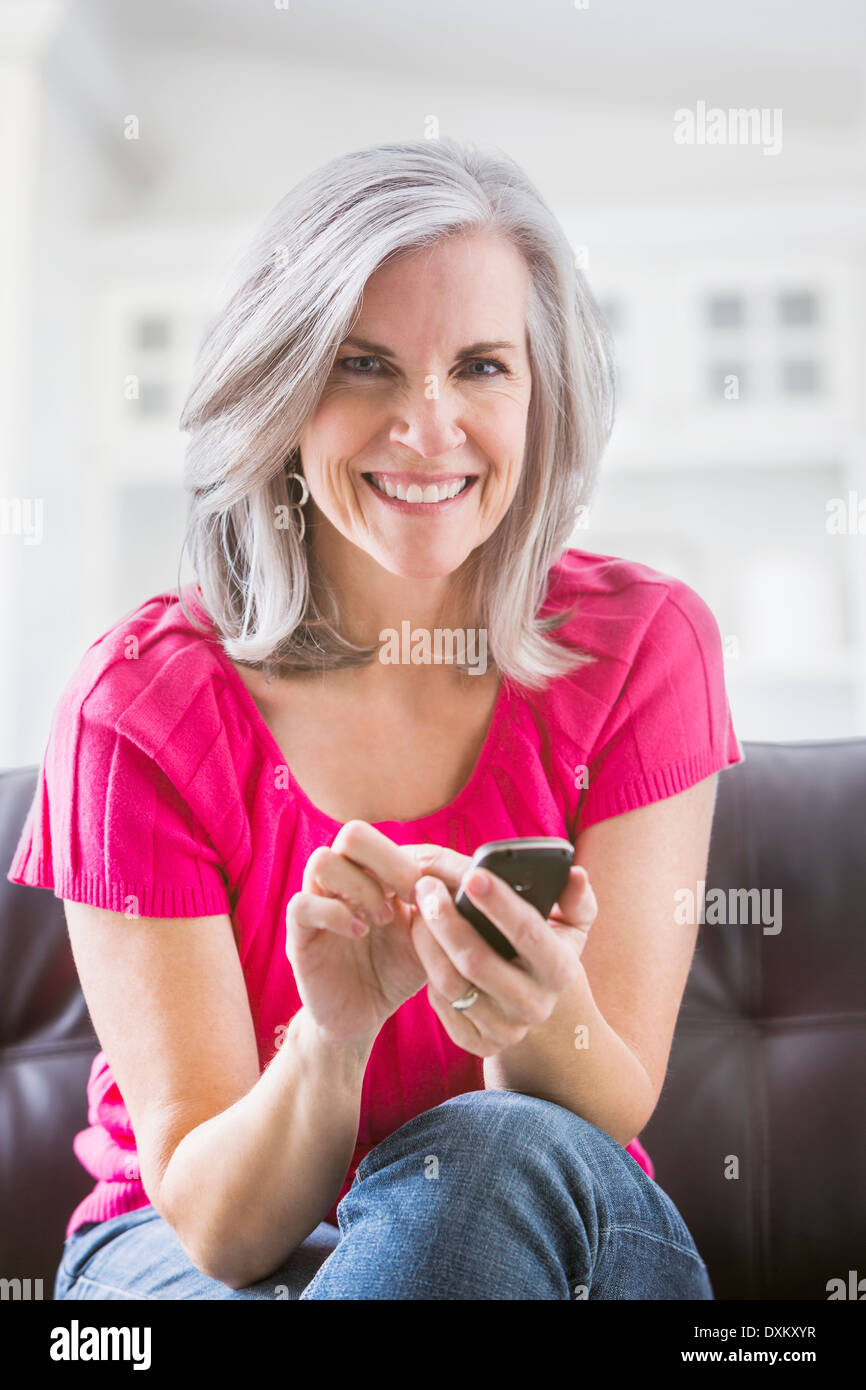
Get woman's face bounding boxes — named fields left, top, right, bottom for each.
left=296, top=230, right=533, bottom=581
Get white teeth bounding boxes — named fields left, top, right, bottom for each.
left=370, top=475, right=469, bottom=503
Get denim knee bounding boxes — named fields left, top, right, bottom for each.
left=316, top=1088, right=712, bottom=1299
left=383, top=1086, right=626, bottom=1183
left=430, top=1086, right=622, bottom=1153
left=312, top=1090, right=599, bottom=1299
left=356, top=1088, right=612, bottom=1222
left=357, top=1087, right=702, bottom=1263
left=438, top=1089, right=709, bottom=1273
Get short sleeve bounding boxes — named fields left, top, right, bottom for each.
left=6, top=683, right=232, bottom=919
left=574, top=579, right=745, bottom=834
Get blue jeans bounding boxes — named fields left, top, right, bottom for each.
left=54, top=1090, right=713, bottom=1300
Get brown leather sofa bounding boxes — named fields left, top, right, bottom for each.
left=2, top=740, right=864, bottom=1300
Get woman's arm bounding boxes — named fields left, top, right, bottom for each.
left=482, top=775, right=720, bottom=1138
left=483, top=956, right=658, bottom=1144
left=63, top=903, right=376, bottom=1290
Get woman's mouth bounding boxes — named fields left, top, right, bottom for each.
left=362, top=472, right=476, bottom=512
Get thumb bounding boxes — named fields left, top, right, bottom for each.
left=549, top=865, right=597, bottom=926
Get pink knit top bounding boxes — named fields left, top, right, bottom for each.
left=7, top=548, right=744, bottom=1241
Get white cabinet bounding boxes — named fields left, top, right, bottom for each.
left=577, top=246, right=865, bottom=738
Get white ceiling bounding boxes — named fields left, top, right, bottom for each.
left=83, top=0, right=866, bottom=117
left=17, top=0, right=862, bottom=223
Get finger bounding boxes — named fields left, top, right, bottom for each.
left=410, top=909, right=476, bottom=1006
left=457, top=868, right=581, bottom=991
left=303, top=845, right=395, bottom=928
left=548, top=864, right=598, bottom=927
left=414, top=876, right=552, bottom=1027
left=425, top=981, right=524, bottom=1057
left=404, top=842, right=473, bottom=891
left=286, top=891, right=368, bottom=948
left=329, top=820, right=420, bottom=903
left=425, top=979, right=484, bottom=1051
left=413, top=918, right=534, bottom=1046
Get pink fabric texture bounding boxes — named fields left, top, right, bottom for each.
left=6, top=548, right=745, bottom=1240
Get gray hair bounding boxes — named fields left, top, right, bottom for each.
left=177, top=137, right=616, bottom=689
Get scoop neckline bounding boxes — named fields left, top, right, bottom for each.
left=181, top=581, right=512, bottom=831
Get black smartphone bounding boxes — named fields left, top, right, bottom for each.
left=454, top=837, right=575, bottom=961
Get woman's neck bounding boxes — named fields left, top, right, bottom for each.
left=307, top=527, right=477, bottom=649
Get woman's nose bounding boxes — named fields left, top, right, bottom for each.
left=388, top=390, right=467, bottom=459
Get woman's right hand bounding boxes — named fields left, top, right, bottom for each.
left=285, top=821, right=429, bottom=1049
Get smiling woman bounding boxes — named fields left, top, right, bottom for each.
left=7, top=137, right=742, bottom=1301
left=294, top=230, right=535, bottom=594
left=178, top=138, right=614, bottom=685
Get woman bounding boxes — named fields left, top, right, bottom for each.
left=8, top=137, right=743, bottom=1300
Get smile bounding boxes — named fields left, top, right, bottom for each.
left=363, top=472, right=476, bottom=507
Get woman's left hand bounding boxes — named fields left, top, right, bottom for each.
left=403, top=843, right=598, bottom=1058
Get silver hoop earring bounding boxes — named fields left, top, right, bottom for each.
left=286, top=468, right=310, bottom=542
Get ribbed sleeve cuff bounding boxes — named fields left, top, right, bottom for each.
left=577, top=745, right=745, bottom=833
left=8, top=855, right=230, bottom=918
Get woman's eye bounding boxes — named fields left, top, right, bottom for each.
left=339, top=355, right=381, bottom=374
left=337, top=355, right=507, bottom=378
left=463, top=358, right=507, bottom=378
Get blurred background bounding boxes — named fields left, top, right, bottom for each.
left=2, top=0, right=865, bottom=766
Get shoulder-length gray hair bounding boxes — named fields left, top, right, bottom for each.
left=177, top=136, right=616, bottom=690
